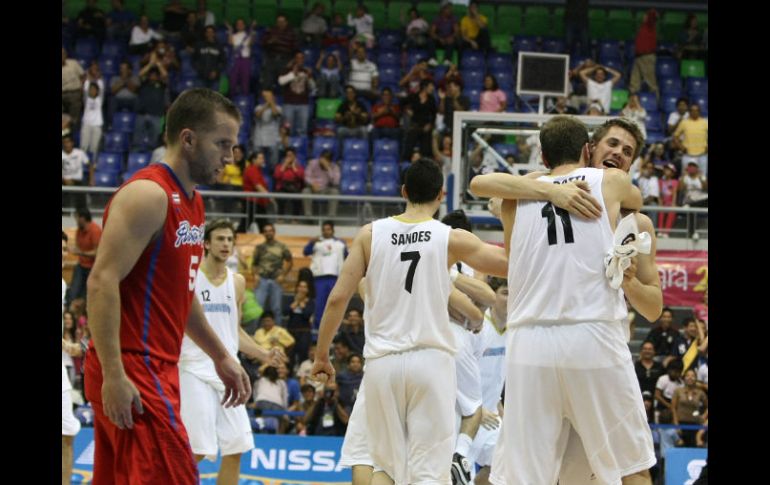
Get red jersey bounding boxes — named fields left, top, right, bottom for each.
left=88, top=164, right=205, bottom=364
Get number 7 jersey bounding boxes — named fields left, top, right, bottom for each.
left=507, top=167, right=627, bottom=327
left=364, top=217, right=454, bottom=359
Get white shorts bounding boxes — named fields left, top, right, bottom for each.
left=559, top=426, right=614, bottom=485
left=180, top=369, right=254, bottom=459
left=450, top=324, right=482, bottom=418
left=468, top=416, right=501, bottom=467
left=489, top=322, right=656, bottom=485
left=62, top=366, right=81, bottom=436
left=339, top=379, right=373, bottom=468
left=364, top=348, right=456, bottom=484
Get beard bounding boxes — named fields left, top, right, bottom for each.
left=189, top=148, right=217, bottom=185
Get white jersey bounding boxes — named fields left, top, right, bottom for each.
left=478, top=309, right=508, bottom=411
left=507, top=167, right=627, bottom=327
left=364, top=217, right=454, bottom=359
left=180, top=268, right=240, bottom=382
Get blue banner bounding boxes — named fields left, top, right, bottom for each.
left=665, top=447, right=707, bottom=485
left=70, top=428, right=352, bottom=484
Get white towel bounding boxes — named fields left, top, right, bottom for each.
left=604, top=213, right=652, bottom=289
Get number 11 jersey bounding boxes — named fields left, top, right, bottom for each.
left=364, top=217, right=454, bottom=360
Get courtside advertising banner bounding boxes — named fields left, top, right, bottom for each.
left=665, top=447, right=707, bottom=484
left=656, top=250, right=708, bottom=307
left=70, top=428, right=352, bottom=484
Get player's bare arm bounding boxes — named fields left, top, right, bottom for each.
left=448, top=229, right=507, bottom=278
left=453, top=273, right=496, bottom=308
left=470, top=172, right=602, bottom=219
left=621, top=213, right=663, bottom=322
left=312, top=224, right=371, bottom=382
left=87, top=180, right=168, bottom=429
left=448, top=286, right=484, bottom=331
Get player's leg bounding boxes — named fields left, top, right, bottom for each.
left=217, top=454, right=243, bottom=485
left=62, top=365, right=81, bottom=485
left=215, top=402, right=255, bottom=485
left=62, top=435, right=75, bottom=485
left=352, top=465, right=374, bottom=485
left=371, top=471, right=395, bottom=485
left=179, top=370, right=220, bottom=461
left=340, top=381, right=374, bottom=484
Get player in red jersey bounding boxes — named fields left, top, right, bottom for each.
left=84, top=88, right=251, bottom=485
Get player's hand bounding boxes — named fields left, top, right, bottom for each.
left=310, top=355, right=335, bottom=384
left=480, top=408, right=500, bottom=430
left=621, top=256, right=638, bottom=287
left=264, top=347, right=288, bottom=367
left=215, top=355, right=252, bottom=408
left=102, top=374, right=144, bottom=430
left=548, top=181, right=602, bottom=219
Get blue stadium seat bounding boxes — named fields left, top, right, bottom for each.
left=373, top=162, right=399, bottom=179
left=98, top=56, right=119, bottom=77
left=74, top=38, right=99, bottom=61
left=341, top=160, right=367, bottom=178
left=301, top=46, right=319, bottom=66
left=97, top=152, right=123, bottom=173
left=662, top=96, right=680, bottom=114
left=467, top=88, right=482, bottom=110
left=378, top=66, right=401, bottom=86
left=486, top=53, right=513, bottom=71
left=104, top=131, right=129, bottom=153
left=656, top=58, right=678, bottom=79
left=646, top=131, right=665, bottom=144
left=343, top=138, right=369, bottom=161
left=93, top=170, right=121, bottom=187
left=493, top=71, right=514, bottom=90
left=371, top=174, right=399, bottom=196
left=407, top=49, right=430, bottom=67
left=686, top=78, right=708, bottom=96
left=176, top=76, right=203, bottom=95
left=127, top=152, right=151, bottom=173
left=377, top=51, right=400, bottom=67
left=601, top=58, right=623, bottom=73
left=598, top=40, right=623, bottom=60
left=638, top=93, right=658, bottom=113
left=659, top=77, right=682, bottom=96
left=693, top=96, right=708, bottom=115
left=341, top=175, right=367, bottom=195
left=541, top=38, right=566, bottom=54
left=374, top=138, right=399, bottom=160
left=112, top=112, right=136, bottom=133
left=460, top=51, right=486, bottom=70
left=289, top=136, right=309, bottom=160
left=645, top=113, right=664, bottom=133
left=514, top=36, right=537, bottom=53
left=312, top=136, right=338, bottom=159
left=101, top=40, right=126, bottom=58
left=462, top=70, right=485, bottom=89
left=378, top=30, right=403, bottom=50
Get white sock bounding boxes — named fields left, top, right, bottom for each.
left=455, top=433, right=472, bottom=457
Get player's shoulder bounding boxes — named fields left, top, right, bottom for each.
left=633, top=212, right=655, bottom=233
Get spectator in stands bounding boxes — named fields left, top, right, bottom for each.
left=694, top=288, right=708, bottom=329
left=295, top=384, right=317, bottom=435
left=402, top=79, right=437, bottom=160
left=404, top=8, right=435, bottom=60
left=645, top=142, right=670, bottom=172
left=132, top=63, right=169, bottom=150
left=672, top=104, right=708, bottom=178
left=303, top=221, right=347, bottom=324
left=252, top=364, right=290, bottom=432
left=672, top=369, right=707, bottom=447
left=302, top=2, right=329, bottom=46
left=243, top=151, right=275, bottom=233
left=332, top=339, right=352, bottom=375
left=279, top=51, right=315, bottom=137
left=630, top=9, right=659, bottom=99
left=80, top=77, right=105, bottom=158
left=679, top=161, right=708, bottom=236
left=62, top=135, right=91, bottom=206
left=181, top=10, right=202, bottom=52
left=273, top=148, right=305, bottom=218
left=161, top=0, right=188, bottom=39
left=547, top=96, right=578, bottom=115
left=252, top=90, right=283, bottom=172
left=621, top=94, right=648, bottom=140
left=579, top=63, right=622, bottom=115
left=279, top=361, right=301, bottom=410
left=348, top=46, right=379, bottom=101
left=337, top=354, right=364, bottom=410
left=68, top=207, right=102, bottom=305
left=335, top=85, right=370, bottom=149
left=658, top=163, right=679, bottom=237
left=297, top=344, right=324, bottom=394
left=253, top=311, right=295, bottom=355
left=635, top=341, right=665, bottom=397
left=193, top=25, right=226, bottom=90
left=564, top=0, right=590, bottom=57
left=315, top=51, right=344, bottom=98
left=129, top=14, right=163, bottom=56
left=436, top=62, right=463, bottom=91
left=636, top=161, right=660, bottom=231
left=195, top=0, right=216, bottom=27
left=430, top=2, right=459, bottom=65
left=62, top=48, right=85, bottom=131
left=432, top=132, right=454, bottom=181
left=62, top=311, right=78, bottom=385
left=399, top=58, right=434, bottom=96
left=677, top=14, right=706, bottom=60
left=287, top=280, right=314, bottom=371
left=655, top=358, right=684, bottom=460
left=323, top=13, right=352, bottom=50
left=338, top=308, right=365, bottom=356
left=667, top=97, right=690, bottom=137
left=107, top=61, right=140, bottom=125
left=645, top=308, right=685, bottom=368
left=372, top=87, right=402, bottom=140
left=479, top=74, right=507, bottom=113
left=62, top=113, right=73, bottom=138
left=76, top=0, right=107, bottom=46
left=215, top=144, right=245, bottom=215
left=149, top=134, right=167, bottom=164
left=105, top=0, right=136, bottom=40
left=347, top=4, right=375, bottom=50
left=225, top=18, right=257, bottom=97
left=306, top=380, right=348, bottom=436
left=302, top=151, right=341, bottom=217
left=459, top=1, right=490, bottom=54
left=261, top=14, right=300, bottom=91
left=438, top=79, right=471, bottom=135
left=252, top=224, right=294, bottom=322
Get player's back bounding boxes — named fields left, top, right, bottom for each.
left=364, top=217, right=454, bottom=359
left=507, top=167, right=626, bottom=327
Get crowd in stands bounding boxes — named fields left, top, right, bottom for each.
left=63, top=1, right=707, bottom=235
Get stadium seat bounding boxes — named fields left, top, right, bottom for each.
left=656, top=58, right=678, bottom=79
left=288, top=136, right=309, bottom=161
left=96, top=152, right=123, bottom=173
left=686, top=78, right=708, bottom=96
left=104, top=131, right=129, bottom=153
left=371, top=174, right=399, bottom=196
left=343, top=138, right=369, bottom=161
left=316, top=98, right=342, bottom=120
left=340, top=175, right=367, bottom=196
left=341, top=160, right=367, bottom=178
left=638, top=93, right=658, bottom=113
left=127, top=152, right=151, bottom=173
left=93, top=170, right=121, bottom=187
left=112, top=112, right=136, bottom=134
left=312, top=136, right=338, bottom=159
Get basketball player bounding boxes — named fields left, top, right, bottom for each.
left=311, top=159, right=508, bottom=485
left=62, top=231, right=81, bottom=485
left=85, top=88, right=252, bottom=485
left=472, top=116, right=655, bottom=484
left=179, top=219, right=285, bottom=485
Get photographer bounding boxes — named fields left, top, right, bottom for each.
left=273, top=147, right=305, bottom=218
left=306, top=380, right=349, bottom=436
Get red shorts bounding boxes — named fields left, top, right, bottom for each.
left=85, top=351, right=199, bottom=485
